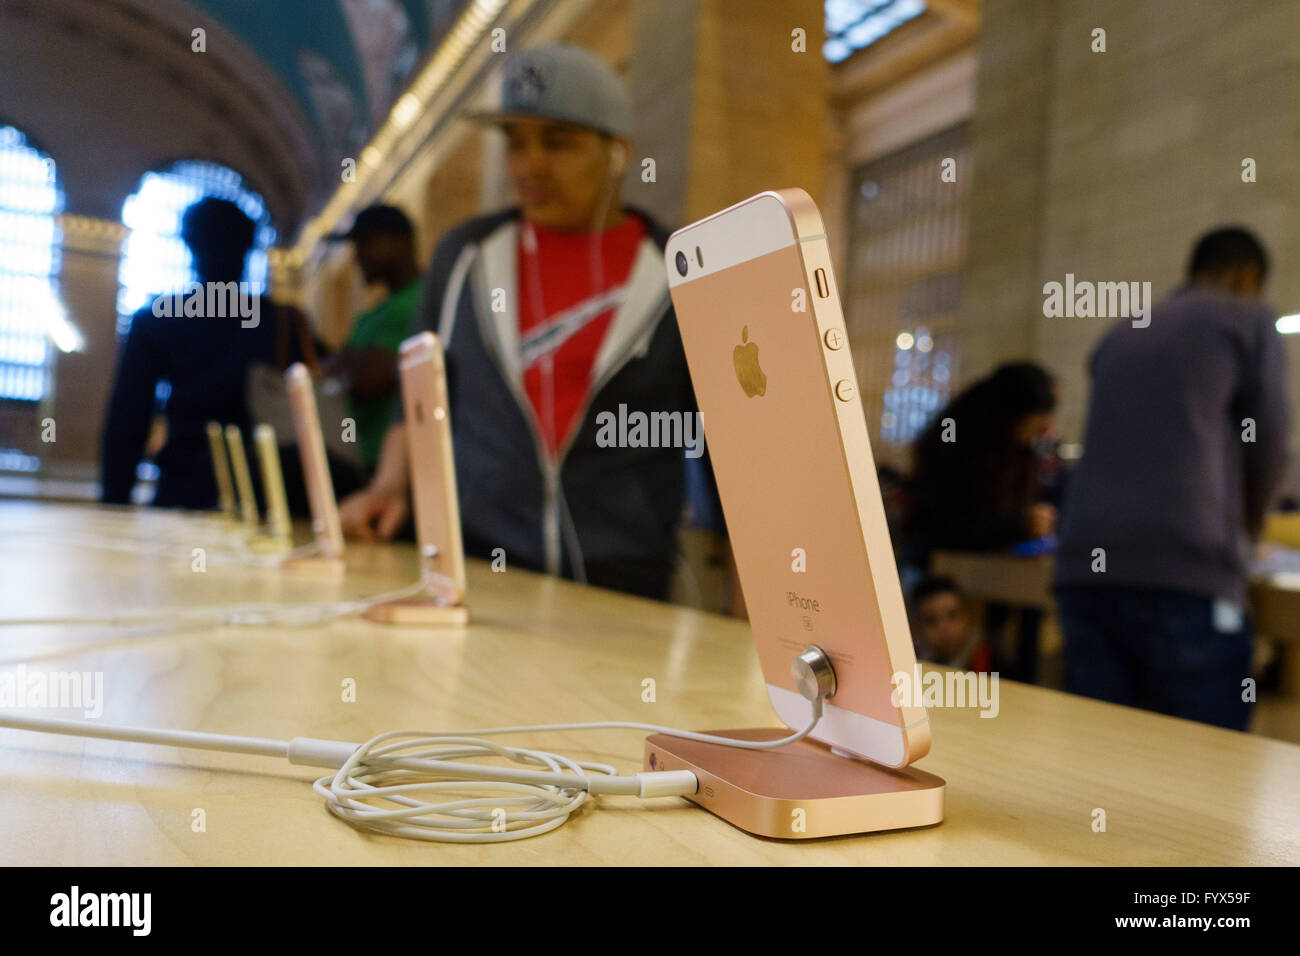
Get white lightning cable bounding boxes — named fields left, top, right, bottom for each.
left=0, top=575, right=445, bottom=629
left=10, top=508, right=250, bottom=542
left=0, top=703, right=825, bottom=844
left=5, top=529, right=321, bottom=567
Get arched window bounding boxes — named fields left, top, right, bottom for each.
left=0, top=124, right=66, bottom=402
left=116, top=161, right=274, bottom=338
left=845, top=123, right=969, bottom=461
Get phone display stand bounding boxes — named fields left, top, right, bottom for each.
left=206, top=421, right=239, bottom=522
left=249, top=536, right=293, bottom=555
left=363, top=595, right=469, bottom=625
left=364, top=559, right=469, bottom=626
left=252, top=424, right=293, bottom=554
left=643, top=728, right=944, bottom=839
left=224, top=425, right=260, bottom=532
left=282, top=364, right=348, bottom=579
left=282, top=553, right=347, bottom=578
left=367, top=334, right=470, bottom=628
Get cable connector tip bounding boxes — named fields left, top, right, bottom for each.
left=636, top=770, right=699, bottom=798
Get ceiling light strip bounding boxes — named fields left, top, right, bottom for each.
left=292, top=0, right=510, bottom=263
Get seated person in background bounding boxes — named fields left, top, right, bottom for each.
left=321, top=205, right=422, bottom=476
left=101, top=197, right=303, bottom=509
left=900, top=362, right=1058, bottom=683
left=910, top=576, right=991, bottom=673
left=339, top=44, right=698, bottom=601
left=900, top=362, right=1059, bottom=588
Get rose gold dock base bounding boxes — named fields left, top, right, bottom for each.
left=643, top=728, right=944, bottom=839
left=363, top=597, right=470, bottom=625
left=281, top=555, right=347, bottom=578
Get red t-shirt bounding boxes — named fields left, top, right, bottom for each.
left=516, top=215, right=646, bottom=457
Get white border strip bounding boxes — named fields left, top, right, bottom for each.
left=767, top=684, right=910, bottom=768
left=664, top=194, right=795, bottom=289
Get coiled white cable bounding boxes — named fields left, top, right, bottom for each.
left=313, top=730, right=619, bottom=842
left=0, top=704, right=825, bottom=844
left=311, top=708, right=825, bottom=842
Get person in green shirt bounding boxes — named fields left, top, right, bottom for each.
left=323, top=205, right=422, bottom=472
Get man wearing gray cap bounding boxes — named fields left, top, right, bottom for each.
left=321, top=204, right=422, bottom=473
left=341, top=44, right=699, bottom=601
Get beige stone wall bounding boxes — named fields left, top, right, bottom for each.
left=685, top=0, right=830, bottom=220
left=958, top=0, right=1054, bottom=389
left=964, top=0, right=1300, bottom=486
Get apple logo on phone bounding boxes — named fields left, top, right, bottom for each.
left=733, top=326, right=767, bottom=397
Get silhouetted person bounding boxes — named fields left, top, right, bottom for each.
left=1055, top=227, right=1290, bottom=730
left=101, top=197, right=300, bottom=508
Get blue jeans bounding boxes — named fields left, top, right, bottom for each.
left=1055, top=586, right=1253, bottom=731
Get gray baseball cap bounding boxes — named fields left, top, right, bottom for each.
left=467, top=43, right=633, bottom=139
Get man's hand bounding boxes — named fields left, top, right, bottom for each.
left=339, top=485, right=409, bottom=541
left=1026, top=503, right=1058, bottom=539
left=342, top=422, right=411, bottom=540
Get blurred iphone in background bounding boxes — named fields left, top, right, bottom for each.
left=205, top=420, right=237, bottom=519
left=397, top=332, right=465, bottom=607
left=285, top=363, right=344, bottom=560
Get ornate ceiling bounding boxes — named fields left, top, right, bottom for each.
left=0, top=0, right=471, bottom=236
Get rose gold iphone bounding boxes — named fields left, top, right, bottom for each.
left=665, top=188, right=930, bottom=768
left=398, top=332, right=465, bottom=606
left=285, top=363, right=344, bottom=559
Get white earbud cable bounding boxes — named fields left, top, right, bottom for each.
left=0, top=573, right=452, bottom=629
left=6, top=528, right=321, bottom=567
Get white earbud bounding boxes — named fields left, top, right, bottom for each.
left=608, top=142, right=628, bottom=177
